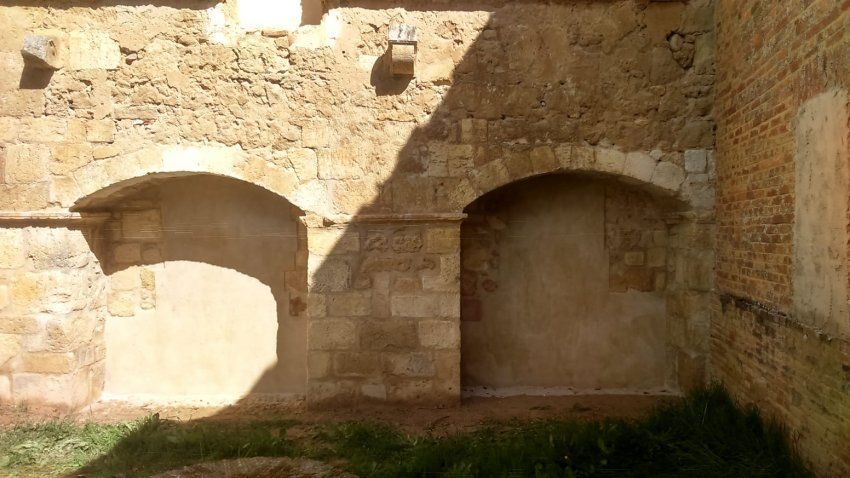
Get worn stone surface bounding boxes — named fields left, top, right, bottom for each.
left=0, top=0, right=716, bottom=413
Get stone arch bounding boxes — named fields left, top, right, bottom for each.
left=458, top=144, right=703, bottom=213
left=74, top=170, right=311, bottom=402
left=457, top=151, right=714, bottom=395
left=68, top=144, right=316, bottom=214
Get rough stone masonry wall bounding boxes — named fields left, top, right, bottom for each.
left=712, top=0, right=850, bottom=475
left=0, top=0, right=716, bottom=408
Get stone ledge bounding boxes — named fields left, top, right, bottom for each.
left=326, top=213, right=468, bottom=225
left=0, top=211, right=110, bottom=226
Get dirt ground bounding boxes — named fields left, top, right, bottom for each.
left=0, top=393, right=675, bottom=435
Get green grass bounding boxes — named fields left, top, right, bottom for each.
left=0, top=385, right=813, bottom=478
left=0, top=415, right=296, bottom=478
left=318, top=385, right=812, bottom=477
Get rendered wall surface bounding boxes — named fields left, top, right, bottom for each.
left=0, top=0, right=716, bottom=409
left=461, top=176, right=675, bottom=394
left=712, top=0, right=850, bottom=475
left=100, top=175, right=307, bottom=400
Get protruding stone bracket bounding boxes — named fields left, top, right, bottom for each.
left=388, top=24, right=417, bottom=76
left=21, top=34, right=65, bottom=70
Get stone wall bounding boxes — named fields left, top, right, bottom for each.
left=0, top=0, right=716, bottom=408
left=712, top=0, right=850, bottom=475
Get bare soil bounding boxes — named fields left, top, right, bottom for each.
left=0, top=394, right=675, bottom=435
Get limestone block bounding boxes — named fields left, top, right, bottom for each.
left=684, top=149, right=707, bottom=173
left=20, top=118, right=67, bottom=143
left=422, top=256, right=460, bottom=292
left=0, top=334, right=22, bottom=367
left=0, top=118, right=20, bottom=143
left=623, top=152, right=656, bottom=183
left=27, top=228, right=91, bottom=270
left=307, top=293, right=327, bottom=318
left=308, top=256, right=351, bottom=292
left=0, top=230, right=25, bottom=269
left=424, top=227, right=459, bottom=254
left=387, top=379, right=432, bottom=401
left=682, top=173, right=715, bottom=210
left=361, top=382, right=387, bottom=400
left=503, top=150, right=532, bottom=179
left=309, top=319, right=357, bottom=350
left=286, top=148, right=318, bottom=182
left=68, top=31, right=120, bottom=71
left=308, top=228, right=359, bottom=255
left=334, top=351, right=382, bottom=377
left=50, top=143, right=93, bottom=175
left=418, top=320, right=460, bottom=349
left=0, top=90, right=44, bottom=117
left=9, top=272, right=82, bottom=315
left=0, top=286, right=8, bottom=311
left=651, top=161, right=685, bottom=192
left=595, top=148, right=626, bottom=175
left=21, top=33, right=66, bottom=70
left=86, top=119, right=115, bottom=143
left=0, top=316, right=40, bottom=335
left=360, top=320, right=418, bottom=350
left=308, top=351, right=331, bottom=379
left=110, top=268, right=141, bottom=291
left=385, top=352, right=436, bottom=378
left=308, top=379, right=357, bottom=404
left=107, top=290, right=137, bottom=317
left=19, top=352, right=75, bottom=374
left=460, top=119, right=488, bottom=144
left=11, top=371, right=88, bottom=409
left=472, top=160, right=509, bottom=196
left=302, top=121, right=336, bottom=149
left=389, top=43, right=416, bottom=77
left=5, top=144, right=49, bottom=184
left=530, top=145, right=559, bottom=174
left=554, top=144, right=573, bottom=168
left=44, top=314, right=99, bottom=353
left=391, top=230, right=423, bottom=253
left=391, top=294, right=458, bottom=318
left=48, top=176, right=83, bottom=208
left=572, top=146, right=596, bottom=171
left=327, top=291, right=371, bottom=317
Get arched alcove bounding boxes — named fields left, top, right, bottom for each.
left=79, top=174, right=308, bottom=401
left=460, top=174, right=685, bottom=395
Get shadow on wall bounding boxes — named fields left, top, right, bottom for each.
left=461, top=175, right=682, bottom=394
left=78, top=175, right=308, bottom=399
left=66, top=0, right=714, bottom=473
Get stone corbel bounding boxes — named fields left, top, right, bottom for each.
left=388, top=24, right=417, bottom=77
left=21, top=32, right=67, bottom=70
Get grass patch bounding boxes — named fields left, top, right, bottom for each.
left=0, top=385, right=813, bottom=478
left=0, top=415, right=296, bottom=478
left=318, top=385, right=812, bottom=478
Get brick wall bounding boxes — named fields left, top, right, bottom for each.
left=712, top=0, right=850, bottom=475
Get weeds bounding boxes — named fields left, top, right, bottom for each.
left=0, top=385, right=813, bottom=478
left=319, top=385, right=812, bottom=478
